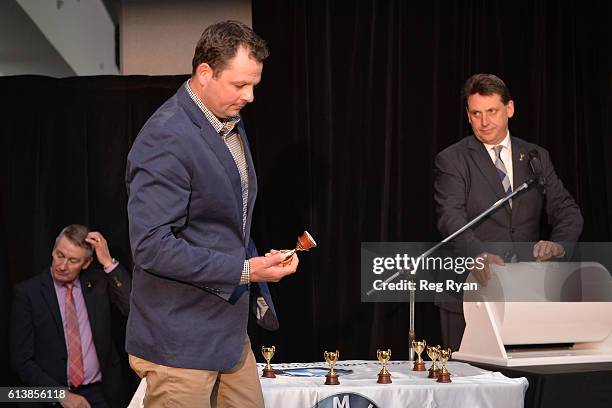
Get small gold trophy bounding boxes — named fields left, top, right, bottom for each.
left=376, top=349, right=392, bottom=384
left=426, top=345, right=441, bottom=379
left=324, top=350, right=340, bottom=385
left=436, top=348, right=452, bottom=383
left=411, top=340, right=427, bottom=371
left=281, top=231, right=317, bottom=264
left=261, top=346, right=276, bottom=378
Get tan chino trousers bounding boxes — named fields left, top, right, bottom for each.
left=129, top=338, right=265, bottom=408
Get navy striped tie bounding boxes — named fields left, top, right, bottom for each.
left=493, top=145, right=512, bottom=207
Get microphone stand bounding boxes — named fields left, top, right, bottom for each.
left=366, top=178, right=536, bottom=355
left=409, top=282, right=415, bottom=360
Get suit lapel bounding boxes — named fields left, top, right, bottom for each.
left=467, top=137, right=510, bottom=213
left=510, top=136, right=531, bottom=217
left=41, top=270, right=66, bottom=342
left=238, top=125, right=257, bottom=242
left=178, top=84, right=244, bottom=230
left=80, top=271, right=98, bottom=342
left=201, top=124, right=244, bottom=221
left=176, top=83, right=242, bottom=230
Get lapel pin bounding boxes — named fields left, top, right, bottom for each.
left=519, top=153, right=525, bottom=161
left=86, top=281, right=92, bottom=288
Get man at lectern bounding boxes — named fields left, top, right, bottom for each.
left=433, top=73, right=583, bottom=350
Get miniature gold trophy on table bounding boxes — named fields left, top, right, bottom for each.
left=376, top=349, right=392, bottom=384
left=324, top=350, right=340, bottom=385
left=261, top=346, right=276, bottom=378
left=411, top=340, right=427, bottom=371
left=426, top=345, right=441, bottom=379
left=281, top=231, right=317, bottom=264
left=437, top=348, right=452, bottom=383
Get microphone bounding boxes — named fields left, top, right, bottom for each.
left=528, top=149, right=547, bottom=195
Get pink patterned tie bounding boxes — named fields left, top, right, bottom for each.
left=64, top=282, right=84, bottom=388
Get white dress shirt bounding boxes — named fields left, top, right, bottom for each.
left=482, top=131, right=513, bottom=190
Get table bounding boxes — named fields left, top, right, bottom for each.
left=471, top=362, right=612, bottom=408
left=129, top=360, right=527, bottom=408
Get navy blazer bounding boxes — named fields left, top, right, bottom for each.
left=126, top=83, right=278, bottom=371
left=10, top=266, right=131, bottom=407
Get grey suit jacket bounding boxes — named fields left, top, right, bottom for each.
left=126, top=83, right=278, bottom=371
left=433, top=135, right=583, bottom=311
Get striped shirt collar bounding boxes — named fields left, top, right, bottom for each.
left=482, top=130, right=511, bottom=153
left=185, top=80, right=241, bottom=137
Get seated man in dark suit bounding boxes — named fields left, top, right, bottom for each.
left=434, top=74, right=583, bottom=350
left=10, top=224, right=131, bottom=408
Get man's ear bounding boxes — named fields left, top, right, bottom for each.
left=506, top=100, right=515, bottom=118
left=195, top=63, right=213, bottom=86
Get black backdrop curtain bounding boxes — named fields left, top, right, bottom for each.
left=248, top=0, right=611, bottom=363
left=0, top=0, right=610, bottom=385
left=0, top=76, right=189, bottom=387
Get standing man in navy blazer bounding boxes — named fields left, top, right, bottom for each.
left=434, top=74, right=583, bottom=350
left=126, top=21, right=299, bottom=407
left=10, top=224, right=131, bottom=408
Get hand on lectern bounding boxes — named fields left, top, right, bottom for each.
left=532, top=240, right=565, bottom=261
left=470, top=253, right=505, bottom=287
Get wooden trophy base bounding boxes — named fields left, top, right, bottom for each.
left=412, top=361, right=426, bottom=371
left=437, top=371, right=452, bottom=383
left=325, top=373, right=340, bottom=385
left=377, top=372, right=392, bottom=384
left=262, top=368, right=276, bottom=378
left=428, top=368, right=440, bottom=379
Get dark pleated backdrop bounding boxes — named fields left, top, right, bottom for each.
left=0, top=0, right=610, bottom=390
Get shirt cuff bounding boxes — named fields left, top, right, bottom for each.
left=103, top=258, right=119, bottom=274
left=239, top=260, right=250, bottom=285
left=555, top=245, right=566, bottom=258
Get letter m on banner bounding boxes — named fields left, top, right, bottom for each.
left=333, top=395, right=350, bottom=408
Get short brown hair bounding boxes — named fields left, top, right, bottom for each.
left=191, top=20, right=269, bottom=76
left=54, top=224, right=93, bottom=259
left=463, top=73, right=512, bottom=105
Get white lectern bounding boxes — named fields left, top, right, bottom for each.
left=454, top=262, right=612, bottom=366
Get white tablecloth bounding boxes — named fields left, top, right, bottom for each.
left=129, top=360, right=528, bottom=408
